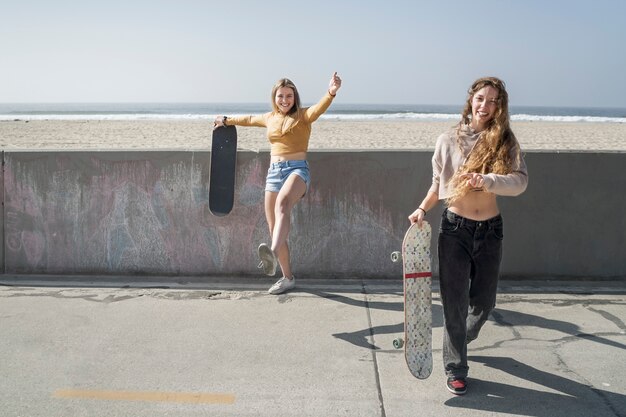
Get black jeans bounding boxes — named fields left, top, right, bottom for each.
left=438, top=208, right=503, bottom=378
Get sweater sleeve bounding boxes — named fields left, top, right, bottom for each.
left=482, top=148, right=529, bottom=196
left=302, top=92, right=335, bottom=122
left=428, top=134, right=444, bottom=195
left=226, top=113, right=268, bottom=127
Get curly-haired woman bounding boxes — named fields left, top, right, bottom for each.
left=408, top=77, right=528, bottom=395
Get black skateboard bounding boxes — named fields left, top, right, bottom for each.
left=209, top=125, right=237, bottom=216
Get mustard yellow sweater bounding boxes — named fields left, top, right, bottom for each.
left=225, top=92, right=335, bottom=155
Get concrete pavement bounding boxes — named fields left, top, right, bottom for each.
left=1, top=277, right=625, bottom=417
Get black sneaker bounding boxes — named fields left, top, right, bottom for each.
left=446, top=377, right=467, bottom=395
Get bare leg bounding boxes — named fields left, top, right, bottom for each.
left=264, top=174, right=306, bottom=279
left=263, top=191, right=281, bottom=272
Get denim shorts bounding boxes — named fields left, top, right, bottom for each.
left=265, top=160, right=311, bottom=193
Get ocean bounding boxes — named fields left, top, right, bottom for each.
left=1, top=103, right=625, bottom=123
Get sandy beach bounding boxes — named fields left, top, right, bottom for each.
left=1, top=120, right=624, bottom=152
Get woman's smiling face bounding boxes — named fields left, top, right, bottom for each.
left=470, top=85, right=499, bottom=132
left=275, top=87, right=295, bottom=114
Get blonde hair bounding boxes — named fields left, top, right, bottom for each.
left=270, top=78, right=301, bottom=115
left=447, top=77, right=521, bottom=204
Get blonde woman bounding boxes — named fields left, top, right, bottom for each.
left=409, top=77, right=528, bottom=395
left=214, top=72, right=342, bottom=294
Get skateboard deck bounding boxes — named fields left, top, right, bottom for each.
left=391, top=221, right=432, bottom=379
left=209, top=125, right=237, bottom=216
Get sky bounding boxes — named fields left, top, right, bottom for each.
left=1, top=0, right=625, bottom=107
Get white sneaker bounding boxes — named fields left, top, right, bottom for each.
left=268, top=276, right=295, bottom=295
left=258, top=243, right=277, bottom=276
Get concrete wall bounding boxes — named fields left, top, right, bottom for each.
left=2, top=150, right=625, bottom=279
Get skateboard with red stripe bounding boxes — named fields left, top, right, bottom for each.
left=391, top=221, right=432, bottom=379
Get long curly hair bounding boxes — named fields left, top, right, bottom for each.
left=447, top=77, right=521, bottom=204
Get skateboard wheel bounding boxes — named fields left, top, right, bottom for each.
left=393, top=338, right=404, bottom=349
left=390, top=251, right=401, bottom=263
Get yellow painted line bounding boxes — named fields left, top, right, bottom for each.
left=53, top=389, right=235, bottom=404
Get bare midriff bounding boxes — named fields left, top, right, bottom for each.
left=270, top=152, right=307, bottom=163
left=448, top=190, right=500, bottom=221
